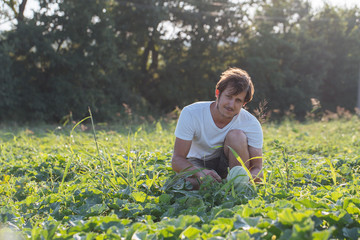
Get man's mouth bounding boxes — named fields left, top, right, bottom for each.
left=225, top=107, right=233, bottom=112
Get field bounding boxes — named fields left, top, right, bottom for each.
left=0, top=117, right=360, bottom=239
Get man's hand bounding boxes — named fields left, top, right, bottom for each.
left=172, top=137, right=222, bottom=188
left=250, top=168, right=263, bottom=183
left=195, top=169, right=222, bottom=183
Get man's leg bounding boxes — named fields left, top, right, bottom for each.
left=223, top=129, right=250, bottom=169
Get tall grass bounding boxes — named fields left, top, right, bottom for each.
left=324, top=158, right=337, bottom=185
left=273, top=140, right=291, bottom=189
left=59, top=116, right=90, bottom=193
left=228, top=146, right=260, bottom=191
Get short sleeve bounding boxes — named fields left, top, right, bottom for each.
left=174, top=107, right=195, bottom=141
left=246, top=119, right=263, bottom=149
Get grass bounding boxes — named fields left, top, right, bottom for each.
left=0, top=116, right=359, bottom=239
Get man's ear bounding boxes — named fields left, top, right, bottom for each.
left=215, top=89, right=219, bottom=98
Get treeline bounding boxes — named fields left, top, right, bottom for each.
left=0, top=0, right=359, bottom=122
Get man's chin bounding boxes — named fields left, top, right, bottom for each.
left=225, top=111, right=238, bottom=118
left=223, top=113, right=236, bottom=119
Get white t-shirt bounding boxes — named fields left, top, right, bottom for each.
left=175, top=101, right=263, bottom=160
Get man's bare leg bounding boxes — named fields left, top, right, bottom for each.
left=223, top=129, right=250, bottom=169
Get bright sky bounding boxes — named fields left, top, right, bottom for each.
left=20, top=0, right=360, bottom=17
left=311, top=0, right=360, bottom=9
left=24, top=0, right=360, bottom=11
left=1, top=0, right=359, bottom=31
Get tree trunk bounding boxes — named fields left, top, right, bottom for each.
left=17, top=0, right=28, bottom=22
left=141, top=38, right=158, bottom=72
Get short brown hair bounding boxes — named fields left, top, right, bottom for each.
left=216, top=68, right=254, bottom=103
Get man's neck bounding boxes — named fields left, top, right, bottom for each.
left=210, top=102, right=233, bottom=128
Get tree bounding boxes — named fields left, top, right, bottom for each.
left=1, top=0, right=28, bottom=24
left=235, top=0, right=360, bottom=117
left=1, top=0, right=359, bottom=122
left=154, top=0, right=256, bottom=110
left=312, top=6, right=360, bottom=112
left=111, top=0, right=169, bottom=109
left=1, top=0, right=131, bottom=121
left=239, top=0, right=322, bottom=117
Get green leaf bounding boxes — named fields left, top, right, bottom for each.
left=278, top=208, right=314, bottom=226
left=343, top=227, right=359, bottom=240
left=131, top=192, right=147, bottom=203
left=290, top=218, right=314, bottom=240
left=233, top=216, right=250, bottom=229
left=279, top=229, right=293, bottom=240
left=86, top=204, right=109, bottom=217
left=296, top=199, right=329, bottom=209
left=312, top=227, right=335, bottom=240
left=230, top=230, right=251, bottom=240
left=159, top=194, right=172, bottom=205
left=343, top=198, right=360, bottom=209
left=316, top=210, right=353, bottom=227
left=180, top=226, right=201, bottom=239
left=324, top=158, right=337, bottom=185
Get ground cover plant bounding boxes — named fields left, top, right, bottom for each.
left=0, top=116, right=360, bottom=239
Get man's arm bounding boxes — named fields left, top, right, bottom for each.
left=248, top=146, right=263, bottom=182
left=172, top=137, right=221, bottom=182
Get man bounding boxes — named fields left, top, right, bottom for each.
left=171, top=67, right=263, bottom=189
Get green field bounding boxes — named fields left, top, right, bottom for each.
left=0, top=117, right=360, bottom=239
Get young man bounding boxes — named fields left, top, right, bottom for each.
left=171, top=68, right=263, bottom=189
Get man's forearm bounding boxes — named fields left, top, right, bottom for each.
left=172, top=155, right=222, bottom=183
left=171, top=156, right=199, bottom=174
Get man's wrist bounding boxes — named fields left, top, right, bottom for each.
left=250, top=168, right=262, bottom=179
left=184, top=165, right=200, bottom=177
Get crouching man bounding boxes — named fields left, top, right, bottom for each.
left=171, top=68, right=263, bottom=189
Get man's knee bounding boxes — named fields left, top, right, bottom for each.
left=225, top=129, right=248, bottom=145
left=224, top=130, right=250, bottom=168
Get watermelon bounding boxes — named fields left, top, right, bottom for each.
left=226, top=166, right=249, bottom=185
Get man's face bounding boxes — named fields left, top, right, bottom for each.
left=216, top=87, right=247, bottom=119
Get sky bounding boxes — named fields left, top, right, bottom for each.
left=23, top=0, right=360, bottom=12
left=311, top=0, right=360, bottom=9
left=18, top=0, right=360, bottom=17
left=1, top=0, right=359, bottom=31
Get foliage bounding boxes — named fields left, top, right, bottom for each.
left=241, top=0, right=360, bottom=118
left=0, top=0, right=359, bottom=122
left=0, top=118, right=360, bottom=239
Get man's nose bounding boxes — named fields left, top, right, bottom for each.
left=228, top=98, right=235, bottom=107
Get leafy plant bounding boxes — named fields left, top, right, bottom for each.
left=1, top=118, right=360, bottom=238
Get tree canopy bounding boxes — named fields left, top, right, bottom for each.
left=0, top=0, right=359, bottom=122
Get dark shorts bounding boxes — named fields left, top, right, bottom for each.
left=187, top=148, right=229, bottom=179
